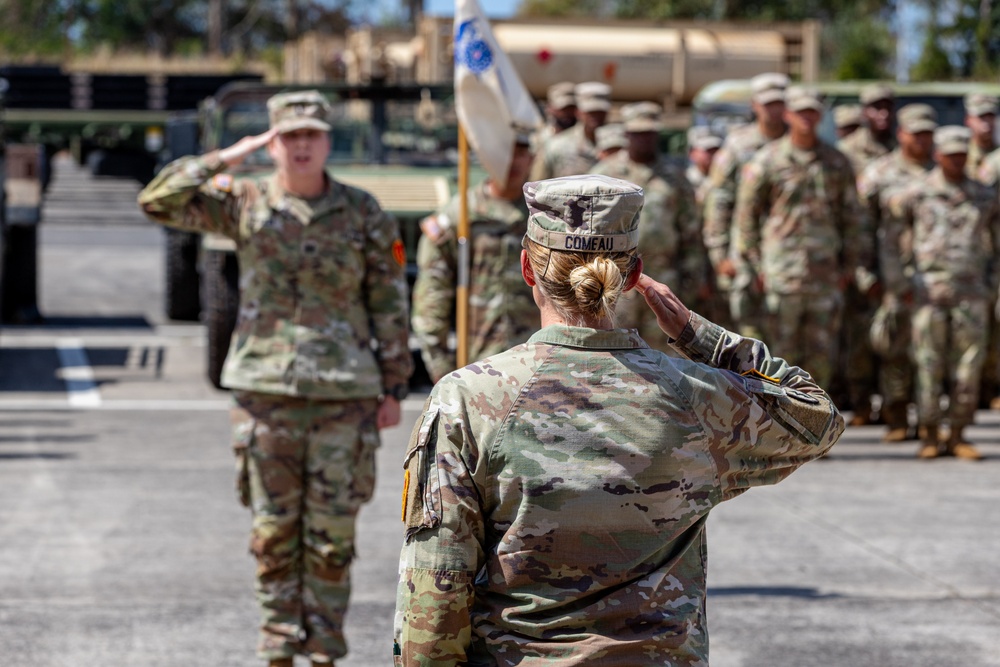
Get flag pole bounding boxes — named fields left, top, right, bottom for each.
left=456, top=122, right=471, bottom=368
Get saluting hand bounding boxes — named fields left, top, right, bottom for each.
left=218, top=128, right=279, bottom=166
left=636, top=274, right=691, bottom=340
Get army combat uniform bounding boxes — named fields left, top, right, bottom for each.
left=139, top=141, right=412, bottom=661
left=734, top=132, right=872, bottom=391
left=411, top=180, right=538, bottom=383
left=591, top=151, right=705, bottom=345
left=838, top=125, right=893, bottom=177
left=886, top=148, right=1000, bottom=454
left=394, top=174, right=843, bottom=667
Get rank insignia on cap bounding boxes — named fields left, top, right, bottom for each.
left=212, top=173, right=233, bottom=192
left=392, top=239, right=406, bottom=267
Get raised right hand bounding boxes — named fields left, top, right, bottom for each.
left=218, top=128, right=278, bottom=166
left=635, top=274, right=691, bottom=340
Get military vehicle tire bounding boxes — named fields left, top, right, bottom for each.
left=202, top=249, right=239, bottom=390
left=164, top=228, right=201, bottom=321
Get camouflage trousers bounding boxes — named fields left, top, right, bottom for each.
left=979, top=295, right=1000, bottom=405
left=764, top=291, right=843, bottom=390
left=878, top=308, right=914, bottom=407
left=911, top=300, right=988, bottom=429
left=842, top=285, right=879, bottom=410
left=730, top=284, right=767, bottom=341
left=231, top=391, right=380, bottom=663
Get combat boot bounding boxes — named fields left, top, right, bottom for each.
left=943, top=426, right=983, bottom=460
left=990, top=396, right=1000, bottom=411
left=882, top=402, right=914, bottom=442
left=848, top=399, right=873, bottom=427
left=916, top=424, right=940, bottom=459
left=268, top=659, right=294, bottom=667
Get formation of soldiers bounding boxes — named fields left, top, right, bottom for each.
left=413, top=74, right=1000, bottom=461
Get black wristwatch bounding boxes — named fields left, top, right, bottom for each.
left=383, top=383, right=409, bottom=401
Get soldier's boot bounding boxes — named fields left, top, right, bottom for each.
left=990, top=396, right=1000, bottom=411
left=882, top=402, right=914, bottom=443
left=268, top=659, right=294, bottom=667
left=848, top=399, right=873, bottom=427
left=943, top=427, right=983, bottom=461
left=916, top=424, right=940, bottom=459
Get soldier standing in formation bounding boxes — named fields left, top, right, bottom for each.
left=394, top=174, right=842, bottom=667
left=530, top=81, right=610, bottom=180
left=838, top=83, right=895, bottom=175
left=733, top=86, right=871, bottom=390
left=685, top=125, right=723, bottom=208
left=834, top=104, right=863, bottom=140
left=591, top=102, right=706, bottom=344
left=594, top=122, right=627, bottom=161
left=531, top=81, right=576, bottom=153
left=704, top=72, right=788, bottom=339
left=858, top=104, right=938, bottom=442
left=138, top=91, right=413, bottom=666
left=964, top=92, right=997, bottom=178
left=885, top=126, right=1000, bottom=460
left=410, top=133, right=537, bottom=383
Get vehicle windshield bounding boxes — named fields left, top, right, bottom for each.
left=218, top=97, right=459, bottom=167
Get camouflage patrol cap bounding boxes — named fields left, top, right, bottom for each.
left=965, top=92, right=999, bottom=117
left=687, top=126, right=723, bottom=151
left=860, top=83, right=894, bottom=106
left=751, top=72, right=789, bottom=104
left=622, top=101, right=664, bottom=132
left=595, top=123, right=627, bottom=152
left=786, top=86, right=824, bottom=113
left=547, top=81, right=576, bottom=110
left=934, top=125, right=971, bottom=155
left=523, top=175, right=643, bottom=253
left=834, top=104, right=863, bottom=129
left=897, top=103, right=938, bottom=134
left=575, top=81, right=612, bottom=113
left=267, top=90, right=332, bottom=134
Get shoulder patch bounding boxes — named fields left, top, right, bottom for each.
left=212, top=173, right=234, bottom=193
left=392, top=239, right=406, bottom=267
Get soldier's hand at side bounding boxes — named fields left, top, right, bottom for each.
left=717, top=257, right=737, bottom=278
left=636, top=274, right=691, bottom=340
left=377, top=396, right=402, bottom=430
left=218, top=128, right=278, bottom=166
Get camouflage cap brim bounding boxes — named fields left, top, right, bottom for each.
left=274, top=117, right=333, bottom=134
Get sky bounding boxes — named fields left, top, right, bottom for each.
left=424, top=0, right=521, bottom=16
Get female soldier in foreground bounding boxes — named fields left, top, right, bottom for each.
left=393, top=174, right=844, bottom=666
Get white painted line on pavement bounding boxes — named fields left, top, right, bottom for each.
left=55, top=339, right=102, bottom=408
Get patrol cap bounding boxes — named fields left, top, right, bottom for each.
left=523, top=175, right=643, bottom=253
left=751, top=72, right=789, bottom=105
left=267, top=90, right=332, bottom=133
left=897, top=103, right=938, bottom=134
left=934, top=125, right=971, bottom=155
left=547, top=81, right=576, bottom=110
left=965, top=92, right=999, bottom=117
left=786, top=86, right=824, bottom=113
left=622, top=101, right=663, bottom=132
left=595, top=123, right=627, bottom=152
left=834, top=104, right=863, bottom=129
left=575, top=81, right=612, bottom=113
left=860, top=83, right=894, bottom=106
left=687, top=126, right=723, bottom=151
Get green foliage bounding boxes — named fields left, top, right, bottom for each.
left=910, top=29, right=954, bottom=81
left=828, top=13, right=894, bottom=80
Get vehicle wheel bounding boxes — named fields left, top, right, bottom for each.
left=163, top=228, right=201, bottom=321
left=202, top=249, right=239, bottom=390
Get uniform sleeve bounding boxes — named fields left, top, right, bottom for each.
left=732, top=156, right=767, bottom=279
left=411, top=216, right=458, bottom=383
left=881, top=186, right=916, bottom=298
left=394, top=395, right=486, bottom=667
left=137, top=151, right=242, bottom=240
left=360, top=193, right=414, bottom=391
left=702, top=145, right=739, bottom=273
left=838, top=161, right=877, bottom=292
left=670, top=312, right=844, bottom=499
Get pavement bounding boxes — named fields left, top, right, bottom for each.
left=0, top=158, right=997, bottom=666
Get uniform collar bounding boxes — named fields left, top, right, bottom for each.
left=266, top=170, right=348, bottom=221
left=528, top=325, right=648, bottom=350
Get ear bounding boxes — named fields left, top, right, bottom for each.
left=623, top=257, right=643, bottom=292
left=521, top=249, right=536, bottom=286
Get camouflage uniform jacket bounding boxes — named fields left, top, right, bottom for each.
left=394, top=314, right=843, bottom=667
left=411, top=180, right=538, bottom=383
left=529, top=123, right=599, bottom=182
left=967, top=140, right=996, bottom=181
left=591, top=152, right=705, bottom=300
left=734, top=136, right=873, bottom=295
left=138, top=151, right=412, bottom=399
left=837, top=126, right=893, bottom=176
left=686, top=163, right=711, bottom=208
left=976, top=145, right=1000, bottom=187
left=857, top=150, right=933, bottom=288
left=884, top=168, right=1000, bottom=305
left=703, top=123, right=781, bottom=280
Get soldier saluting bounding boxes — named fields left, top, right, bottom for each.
left=139, top=90, right=413, bottom=667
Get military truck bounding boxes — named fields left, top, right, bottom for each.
left=162, top=81, right=467, bottom=388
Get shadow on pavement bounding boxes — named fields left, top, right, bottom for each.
left=708, top=585, right=842, bottom=599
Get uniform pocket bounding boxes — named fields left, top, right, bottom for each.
left=401, top=409, right=441, bottom=541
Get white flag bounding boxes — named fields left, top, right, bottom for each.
left=454, top=0, right=542, bottom=188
